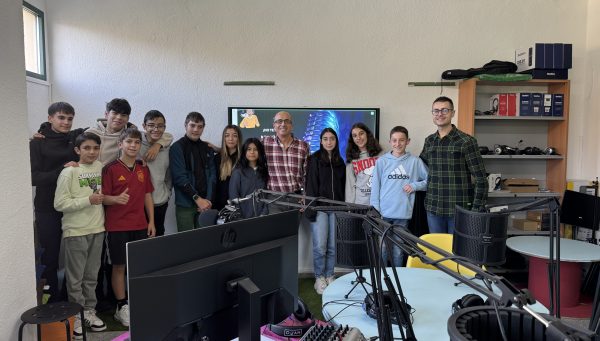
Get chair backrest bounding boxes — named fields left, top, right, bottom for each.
left=405, top=233, right=478, bottom=277
left=197, top=209, right=219, bottom=228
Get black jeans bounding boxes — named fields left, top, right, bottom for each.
left=35, top=210, right=66, bottom=302
left=154, top=202, right=169, bottom=236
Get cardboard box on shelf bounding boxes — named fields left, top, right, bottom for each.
left=513, top=218, right=542, bottom=231
left=504, top=178, right=539, bottom=193
left=526, top=210, right=549, bottom=222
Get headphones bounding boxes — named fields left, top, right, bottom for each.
left=451, top=294, right=485, bottom=314
left=521, top=146, right=543, bottom=155
left=267, top=298, right=314, bottom=338
left=494, top=145, right=519, bottom=155
left=363, top=291, right=412, bottom=326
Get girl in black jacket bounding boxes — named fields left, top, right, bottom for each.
left=305, top=128, right=346, bottom=294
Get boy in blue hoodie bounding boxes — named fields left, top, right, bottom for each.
left=371, top=126, right=428, bottom=267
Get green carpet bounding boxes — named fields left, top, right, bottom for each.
left=96, top=278, right=323, bottom=332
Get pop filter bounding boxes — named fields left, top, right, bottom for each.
left=453, top=206, right=509, bottom=266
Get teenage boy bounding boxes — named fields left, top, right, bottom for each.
left=54, top=132, right=106, bottom=338
left=169, top=112, right=216, bottom=231
left=371, top=126, right=428, bottom=267
left=102, top=128, right=155, bottom=327
left=420, top=96, right=487, bottom=234
left=140, top=110, right=172, bottom=236
left=86, top=98, right=173, bottom=165
left=29, top=101, right=84, bottom=303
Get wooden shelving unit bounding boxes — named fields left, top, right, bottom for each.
left=457, top=78, right=570, bottom=196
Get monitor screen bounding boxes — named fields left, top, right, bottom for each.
left=127, top=211, right=300, bottom=341
left=228, top=107, right=380, bottom=161
left=560, top=190, right=600, bottom=230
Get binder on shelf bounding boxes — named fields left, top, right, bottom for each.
left=499, top=94, right=508, bottom=116
left=552, top=93, right=564, bottom=117
left=519, top=93, right=532, bottom=116
left=542, top=94, right=553, bottom=116
left=507, top=93, right=517, bottom=116
left=530, top=93, right=543, bottom=116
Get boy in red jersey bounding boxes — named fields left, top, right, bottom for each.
left=102, top=128, right=155, bottom=327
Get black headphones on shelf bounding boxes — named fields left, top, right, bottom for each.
left=494, top=144, right=520, bottom=155
left=266, top=298, right=314, bottom=337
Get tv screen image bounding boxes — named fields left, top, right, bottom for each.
left=229, top=107, right=379, bottom=162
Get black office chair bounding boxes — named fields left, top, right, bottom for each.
left=197, top=209, right=219, bottom=228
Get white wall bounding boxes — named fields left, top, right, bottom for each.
left=0, top=0, right=38, bottom=339
left=582, top=0, right=600, bottom=180
left=38, top=0, right=592, bottom=272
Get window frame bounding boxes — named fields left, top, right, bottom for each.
left=23, top=1, right=47, bottom=81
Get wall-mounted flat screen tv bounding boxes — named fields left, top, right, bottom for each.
left=228, top=107, right=379, bottom=161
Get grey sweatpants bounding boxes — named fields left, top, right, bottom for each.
left=63, top=232, right=104, bottom=310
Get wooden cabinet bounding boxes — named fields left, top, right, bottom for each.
left=457, top=79, right=570, bottom=199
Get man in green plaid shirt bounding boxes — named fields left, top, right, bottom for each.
left=420, top=96, right=487, bottom=234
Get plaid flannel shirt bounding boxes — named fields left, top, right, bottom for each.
left=420, top=125, right=488, bottom=216
left=262, top=135, right=309, bottom=193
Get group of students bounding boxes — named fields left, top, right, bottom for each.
left=29, top=95, right=488, bottom=336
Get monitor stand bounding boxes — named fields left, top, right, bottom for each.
left=227, top=277, right=261, bottom=341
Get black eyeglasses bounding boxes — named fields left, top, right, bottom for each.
left=145, top=124, right=166, bottom=130
left=274, top=119, right=292, bottom=125
left=431, top=108, right=453, bottom=116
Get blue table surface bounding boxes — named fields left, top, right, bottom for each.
left=506, top=236, right=600, bottom=262
left=322, top=267, right=548, bottom=340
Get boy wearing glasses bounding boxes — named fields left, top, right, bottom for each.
left=420, top=96, right=487, bottom=234
left=141, top=110, right=172, bottom=236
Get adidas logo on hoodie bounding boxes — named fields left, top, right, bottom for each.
left=387, top=165, right=409, bottom=180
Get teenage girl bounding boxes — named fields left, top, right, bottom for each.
left=229, top=138, right=269, bottom=218
left=214, top=125, right=242, bottom=210
left=306, top=128, right=346, bottom=294
left=345, top=122, right=383, bottom=205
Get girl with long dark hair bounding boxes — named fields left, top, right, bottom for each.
left=229, top=138, right=269, bottom=218
left=345, top=122, right=383, bottom=205
left=306, top=128, right=346, bottom=294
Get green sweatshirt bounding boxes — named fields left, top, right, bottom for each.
left=54, top=161, right=105, bottom=237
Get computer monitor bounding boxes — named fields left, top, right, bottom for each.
left=127, top=211, right=300, bottom=341
left=561, top=189, right=600, bottom=231
left=228, top=107, right=380, bottom=162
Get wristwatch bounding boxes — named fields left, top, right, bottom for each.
left=192, top=194, right=200, bottom=201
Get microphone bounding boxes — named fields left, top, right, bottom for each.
left=228, top=193, right=254, bottom=205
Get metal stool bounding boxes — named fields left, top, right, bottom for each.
left=18, top=301, right=86, bottom=341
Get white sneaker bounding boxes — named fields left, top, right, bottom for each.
left=84, top=309, right=107, bottom=332
left=114, top=304, right=130, bottom=327
left=325, top=276, right=335, bottom=285
left=73, top=315, right=83, bottom=340
left=314, top=276, right=327, bottom=295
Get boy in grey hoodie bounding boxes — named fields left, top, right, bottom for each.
left=85, top=98, right=172, bottom=165
left=371, top=126, right=428, bottom=267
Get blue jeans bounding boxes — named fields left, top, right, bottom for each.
left=310, top=212, right=336, bottom=278
left=381, top=218, right=409, bottom=267
left=426, top=212, right=455, bottom=234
